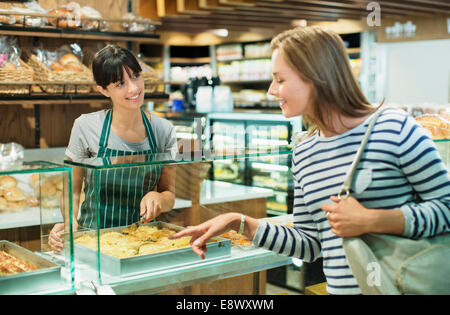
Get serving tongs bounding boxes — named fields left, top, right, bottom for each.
left=122, top=217, right=146, bottom=235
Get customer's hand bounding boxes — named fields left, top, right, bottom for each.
left=170, top=213, right=241, bottom=259
left=48, top=221, right=78, bottom=253
left=321, top=196, right=371, bottom=237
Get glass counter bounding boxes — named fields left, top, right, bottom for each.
left=0, top=161, right=74, bottom=295
left=435, top=139, right=449, bottom=170
left=63, top=148, right=294, bottom=293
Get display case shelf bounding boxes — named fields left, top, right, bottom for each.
left=0, top=12, right=160, bottom=43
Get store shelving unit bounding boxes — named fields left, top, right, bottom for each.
left=0, top=9, right=166, bottom=149
left=207, top=113, right=295, bottom=216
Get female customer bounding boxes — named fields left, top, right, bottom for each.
left=170, top=26, right=450, bottom=295
left=49, top=45, right=177, bottom=252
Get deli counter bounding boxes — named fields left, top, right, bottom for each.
left=0, top=148, right=294, bottom=295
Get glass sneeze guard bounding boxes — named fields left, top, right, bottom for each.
left=0, top=161, right=74, bottom=295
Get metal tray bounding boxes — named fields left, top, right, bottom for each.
left=74, top=221, right=231, bottom=277
left=0, top=240, right=62, bottom=295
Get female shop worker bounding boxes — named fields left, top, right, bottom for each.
left=170, top=26, right=450, bottom=295
left=49, top=45, right=178, bottom=252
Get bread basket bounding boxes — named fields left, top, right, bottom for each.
left=0, top=60, right=34, bottom=94
left=139, top=60, right=159, bottom=94
left=26, top=54, right=93, bottom=94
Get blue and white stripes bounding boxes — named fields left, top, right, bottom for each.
left=252, top=108, right=450, bottom=295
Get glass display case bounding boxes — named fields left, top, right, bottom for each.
left=63, top=148, right=294, bottom=293
left=208, top=114, right=297, bottom=215
left=0, top=161, right=74, bottom=295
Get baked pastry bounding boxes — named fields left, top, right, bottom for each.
left=75, top=225, right=192, bottom=259
left=60, top=53, right=79, bottom=66
left=48, top=8, right=75, bottom=27
left=416, top=114, right=450, bottom=140
left=220, top=231, right=252, bottom=246
left=0, top=176, right=18, bottom=189
left=0, top=196, right=8, bottom=212
left=63, top=63, right=83, bottom=72
left=0, top=250, right=38, bottom=275
left=50, top=62, right=65, bottom=71
left=5, top=200, right=26, bottom=212
left=3, top=187, right=25, bottom=202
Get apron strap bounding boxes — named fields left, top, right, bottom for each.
left=141, top=110, right=158, bottom=154
left=98, top=109, right=113, bottom=156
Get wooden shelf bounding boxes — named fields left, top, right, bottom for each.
left=0, top=93, right=169, bottom=105
left=217, top=56, right=271, bottom=63
left=0, top=25, right=160, bottom=43
left=347, top=47, right=361, bottom=54
left=170, top=57, right=211, bottom=64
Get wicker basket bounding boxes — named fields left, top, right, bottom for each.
left=0, top=59, right=34, bottom=94
left=139, top=60, right=159, bottom=94
left=26, top=54, right=93, bottom=94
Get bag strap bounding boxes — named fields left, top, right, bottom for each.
left=338, top=108, right=389, bottom=200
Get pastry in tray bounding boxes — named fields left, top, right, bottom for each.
left=75, top=225, right=192, bottom=259
left=220, top=231, right=253, bottom=246
left=0, top=250, right=38, bottom=276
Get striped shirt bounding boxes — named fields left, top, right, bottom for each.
left=252, top=108, right=450, bottom=295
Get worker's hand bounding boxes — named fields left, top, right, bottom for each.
left=169, top=213, right=241, bottom=259
left=48, top=221, right=78, bottom=253
left=321, top=196, right=372, bottom=237
left=140, top=191, right=164, bottom=222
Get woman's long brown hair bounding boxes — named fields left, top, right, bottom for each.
left=271, top=26, right=377, bottom=135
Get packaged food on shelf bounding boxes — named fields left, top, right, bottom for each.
left=10, top=0, right=47, bottom=27
left=79, top=6, right=108, bottom=31
left=0, top=36, right=34, bottom=94
left=47, top=2, right=84, bottom=29
left=0, top=4, right=16, bottom=25
left=243, top=42, right=271, bottom=59
left=216, top=44, right=243, bottom=61
left=122, top=13, right=155, bottom=33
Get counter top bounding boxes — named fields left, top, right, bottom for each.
left=72, top=244, right=292, bottom=295
left=200, top=180, right=273, bottom=205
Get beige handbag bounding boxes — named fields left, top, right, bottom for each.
left=339, top=108, right=450, bottom=295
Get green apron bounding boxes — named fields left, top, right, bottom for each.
left=79, top=109, right=162, bottom=229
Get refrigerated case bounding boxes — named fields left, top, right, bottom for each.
left=208, top=113, right=301, bottom=216
left=156, top=111, right=208, bottom=150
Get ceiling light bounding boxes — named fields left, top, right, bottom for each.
left=291, top=19, right=307, bottom=27
left=208, top=29, right=229, bottom=37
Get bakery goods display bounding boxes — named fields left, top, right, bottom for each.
left=30, top=174, right=63, bottom=209
left=415, top=114, right=450, bottom=140
left=0, top=175, right=28, bottom=212
left=220, top=230, right=253, bottom=246
left=0, top=250, right=38, bottom=276
left=75, top=224, right=192, bottom=259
